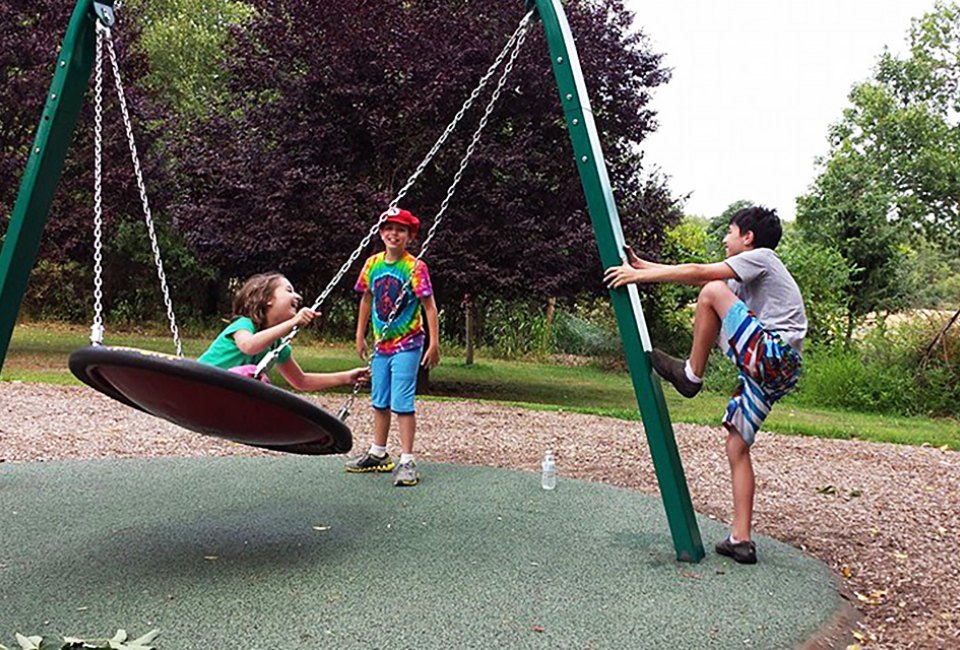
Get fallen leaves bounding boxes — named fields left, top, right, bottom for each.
left=854, top=589, right=888, bottom=606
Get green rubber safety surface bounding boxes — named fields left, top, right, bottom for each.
left=0, top=457, right=841, bottom=648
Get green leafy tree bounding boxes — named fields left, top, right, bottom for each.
left=705, top=199, right=753, bottom=256
left=124, top=0, right=255, bottom=120
left=777, top=233, right=855, bottom=346
left=798, top=2, right=960, bottom=338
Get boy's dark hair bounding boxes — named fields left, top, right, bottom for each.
left=729, top=205, right=782, bottom=249
left=233, top=272, right=285, bottom=330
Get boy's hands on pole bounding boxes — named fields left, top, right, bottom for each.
left=604, top=260, right=641, bottom=288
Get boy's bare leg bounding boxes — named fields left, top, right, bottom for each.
left=373, top=408, right=391, bottom=449
left=725, top=429, right=755, bottom=541
left=397, top=413, right=415, bottom=456
left=689, top=280, right=740, bottom=377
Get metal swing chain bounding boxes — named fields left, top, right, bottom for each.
left=90, top=26, right=106, bottom=345
left=255, top=10, right=535, bottom=381
left=335, top=19, right=533, bottom=421
left=103, top=30, right=183, bottom=356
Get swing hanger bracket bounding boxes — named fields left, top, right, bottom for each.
left=93, top=2, right=116, bottom=29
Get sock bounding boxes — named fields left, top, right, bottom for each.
left=684, top=360, right=703, bottom=384
left=729, top=534, right=741, bottom=544
left=399, top=453, right=415, bottom=465
left=369, top=444, right=387, bottom=457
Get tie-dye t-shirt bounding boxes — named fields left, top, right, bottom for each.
left=355, top=252, right=433, bottom=355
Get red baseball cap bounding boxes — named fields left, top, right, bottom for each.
left=380, top=207, right=420, bottom=238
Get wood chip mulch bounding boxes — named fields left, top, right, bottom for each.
left=1, top=382, right=957, bottom=649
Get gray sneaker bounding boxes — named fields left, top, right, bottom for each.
left=345, top=452, right=395, bottom=473
left=650, top=349, right=702, bottom=398
left=394, top=460, right=420, bottom=487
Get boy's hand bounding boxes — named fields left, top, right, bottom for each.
left=349, top=367, right=370, bottom=385
left=623, top=245, right=651, bottom=269
left=355, top=336, right=369, bottom=361
left=293, top=308, right=317, bottom=328
left=604, top=261, right=641, bottom=289
left=421, top=345, right=440, bottom=369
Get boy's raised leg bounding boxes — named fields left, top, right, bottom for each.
left=689, top=280, right=739, bottom=377
left=651, top=281, right=739, bottom=397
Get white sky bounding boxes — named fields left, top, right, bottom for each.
left=623, top=0, right=938, bottom=219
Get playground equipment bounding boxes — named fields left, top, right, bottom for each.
left=0, top=0, right=705, bottom=561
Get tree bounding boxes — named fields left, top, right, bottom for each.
left=169, top=0, right=681, bottom=314
left=123, top=0, right=255, bottom=121
left=705, top=199, right=753, bottom=256
left=795, top=2, right=960, bottom=337
left=0, top=2, right=209, bottom=322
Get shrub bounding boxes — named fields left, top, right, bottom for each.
left=794, top=314, right=960, bottom=418
left=21, top=260, right=91, bottom=322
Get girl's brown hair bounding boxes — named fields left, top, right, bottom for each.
left=232, top=272, right=285, bottom=330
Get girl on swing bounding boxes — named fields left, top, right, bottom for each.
left=199, top=272, right=369, bottom=391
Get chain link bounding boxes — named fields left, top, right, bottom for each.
left=104, top=33, right=183, bottom=356
left=91, top=27, right=106, bottom=345
left=334, top=17, right=533, bottom=421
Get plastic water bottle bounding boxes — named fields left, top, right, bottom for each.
left=541, top=449, right=557, bottom=490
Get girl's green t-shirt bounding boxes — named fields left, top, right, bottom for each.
left=198, top=317, right=292, bottom=369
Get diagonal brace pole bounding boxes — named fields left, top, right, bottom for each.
left=530, top=0, right=704, bottom=562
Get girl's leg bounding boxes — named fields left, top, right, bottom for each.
left=689, top=280, right=740, bottom=377
left=725, top=428, right=755, bottom=541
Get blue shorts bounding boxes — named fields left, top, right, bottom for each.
left=370, top=348, right=423, bottom=414
left=720, top=301, right=801, bottom=446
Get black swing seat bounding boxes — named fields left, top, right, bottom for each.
left=68, top=346, right=352, bottom=455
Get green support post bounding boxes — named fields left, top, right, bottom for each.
left=0, top=0, right=111, bottom=371
left=531, top=0, right=704, bottom=562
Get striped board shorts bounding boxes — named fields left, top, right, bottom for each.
left=721, top=300, right=801, bottom=445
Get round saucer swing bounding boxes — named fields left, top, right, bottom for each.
left=69, top=6, right=533, bottom=454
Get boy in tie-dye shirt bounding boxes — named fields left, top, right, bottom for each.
left=345, top=208, right=440, bottom=487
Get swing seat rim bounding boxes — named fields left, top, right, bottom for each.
left=68, top=345, right=353, bottom=455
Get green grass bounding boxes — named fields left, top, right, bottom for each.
left=3, top=322, right=959, bottom=449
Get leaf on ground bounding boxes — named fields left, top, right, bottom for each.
left=312, top=526, right=331, bottom=531
left=128, top=629, right=160, bottom=646
left=203, top=555, right=218, bottom=561
left=816, top=484, right=837, bottom=495
left=14, top=634, right=41, bottom=650
left=531, top=625, right=545, bottom=633
left=841, top=565, right=853, bottom=579
left=846, top=644, right=861, bottom=650
left=680, top=570, right=703, bottom=579
left=855, top=589, right=887, bottom=605
left=893, top=551, right=908, bottom=560
left=848, top=489, right=863, bottom=498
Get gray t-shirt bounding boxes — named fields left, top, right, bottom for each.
left=725, top=248, right=808, bottom=353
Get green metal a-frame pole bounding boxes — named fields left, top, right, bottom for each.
left=0, top=0, right=113, bottom=372
left=530, top=0, right=704, bottom=562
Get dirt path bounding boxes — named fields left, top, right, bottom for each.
left=1, top=382, right=957, bottom=649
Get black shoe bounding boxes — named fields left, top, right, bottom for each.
left=715, top=537, right=757, bottom=564
left=345, top=452, right=395, bottom=473
left=649, top=349, right=702, bottom=398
